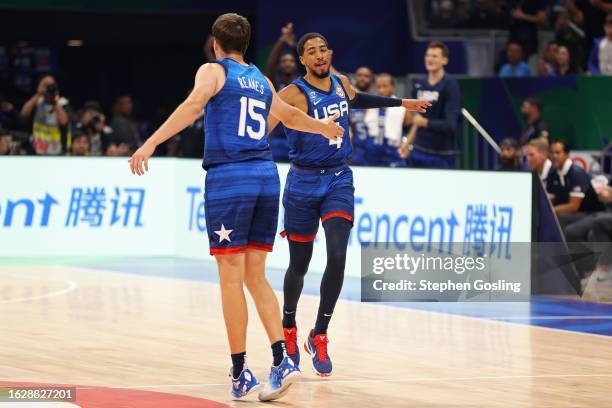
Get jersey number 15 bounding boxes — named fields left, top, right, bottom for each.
left=238, top=96, right=266, bottom=140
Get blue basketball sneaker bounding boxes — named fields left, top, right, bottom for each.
left=283, top=327, right=300, bottom=366
left=258, top=356, right=301, bottom=401
left=304, top=329, right=332, bottom=377
left=229, top=367, right=261, bottom=399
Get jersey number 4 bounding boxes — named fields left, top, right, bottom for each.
left=238, top=96, right=266, bottom=140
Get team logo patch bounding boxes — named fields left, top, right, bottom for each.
left=309, top=91, right=317, bottom=99
left=336, top=85, right=345, bottom=98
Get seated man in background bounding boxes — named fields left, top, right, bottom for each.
left=499, top=42, right=531, bottom=77
left=537, top=41, right=559, bottom=76
left=548, top=139, right=604, bottom=225
left=524, top=137, right=553, bottom=184
left=497, top=138, right=526, bottom=170
left=361, top=73, right=409, bottom=167
left=563, top=175, right=612, bottom=242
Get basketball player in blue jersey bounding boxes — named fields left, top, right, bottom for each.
left=267, top=33, right=430, bottom=377
left=128, top=14, right=343, bottom=401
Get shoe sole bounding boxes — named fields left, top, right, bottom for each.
left=304, top=340, right=332, bottom=377
left=231, top=382, right=262, bottom=400
left=258, top=370, right=301, bottom=401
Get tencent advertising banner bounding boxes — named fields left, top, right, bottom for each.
left=1, top=158, right=532, bottom=277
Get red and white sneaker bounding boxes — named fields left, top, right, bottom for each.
left=304, top=329, right=332, bottom=377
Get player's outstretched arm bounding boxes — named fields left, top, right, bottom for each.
left=265, top=77, right=343, bottom=141
left=266, top=84, right=301, bottom=135
left=337, top=74, right=431, bottom=113
left=129, top=63, right=224, bottom=176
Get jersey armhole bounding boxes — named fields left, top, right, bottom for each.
left=334, top=74, right=351, bottom=102
left=208, top=59, right=229, bottom=77
left=206, top=60, right=229, bottom=103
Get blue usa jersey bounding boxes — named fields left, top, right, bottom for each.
left=285, top=74, right=351, bottom=167
left=203, top=58, right=274, bottom=169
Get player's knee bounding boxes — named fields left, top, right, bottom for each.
left=219, top=275, right=244, bottom=292
left=216, top=253, right=245, bottom=270
left=327, top=249, right=347, bottom=271
left=244, top=271, right=267, bottom=290
left=287, top=242, right=313, bottom=277
left=287, top=261, right=309, bottom=278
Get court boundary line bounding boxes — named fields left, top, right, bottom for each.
left=0, top=271, right=78, bottom=304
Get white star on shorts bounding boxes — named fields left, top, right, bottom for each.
left=215, top=224, right=233, bottom=243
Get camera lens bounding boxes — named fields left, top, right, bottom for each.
left=46, top=84, right=58, bottom=94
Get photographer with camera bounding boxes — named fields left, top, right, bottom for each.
left=75, top=100, right=114, bottom=156
left=20, top=75, right=70, bottom=155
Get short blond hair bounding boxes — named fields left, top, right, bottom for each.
left=527, top=137, right=549, bottom=154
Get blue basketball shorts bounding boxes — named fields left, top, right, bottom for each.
left=281, top=164, right=355, bottom=242
left=205, top=160, right=280, bottom=255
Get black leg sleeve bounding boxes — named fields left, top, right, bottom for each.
left=314, top=218, right=352, bottom=335
left=282, top=239, right=314, bottom=328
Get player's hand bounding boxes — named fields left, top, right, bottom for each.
left=401, top=99, right=431, bottom=113
left=281, top=22, right=296, bottom=46
left=129, top=142, right=155, bottom=176
left=598, top=187, right=611, bottom=204
left=320, top=112, right=344, bottom=141
left=398, top=144, right=410, bottom=159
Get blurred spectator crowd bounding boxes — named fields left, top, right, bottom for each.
left=0, top=75, right=201, bottom=158
left=2, top=14, right=611, bottom=177
left=425, top=1, right=612, bottom=77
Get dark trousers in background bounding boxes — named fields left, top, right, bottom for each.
left=562, top=211, right=612, bottom=274
left=562, top=213, right=597, bottom=276
left=591, top=213, right=612, bottom=267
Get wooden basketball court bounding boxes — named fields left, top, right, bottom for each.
left=2, top=261, right=612, bottom=407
